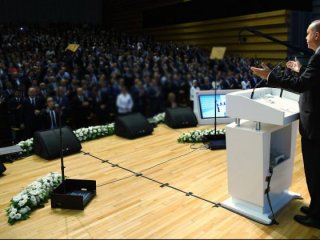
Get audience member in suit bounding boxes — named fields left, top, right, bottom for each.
left=9, top=69, right=23, bottom=89
left=130, top=78, right=146, bottom=115
left=0, top=93, right=12, bottom=146
left=22, top=87, right=44, bottom=139
left=34, top=86, right=46, bottom=107
left=53, top=86, right=70, bottom=125
left=7, top=89, right=24, bottom=142
left=200, top=77, right=213, bottom=90
left=165, top=92, right=178, bottom=109
left=251, top=20, right=320, bottom=229
left=70, top=87, right=92, bottom=129
left=146, top=78, right=162, bottom=117
left=3, top=81, right=14, bottom=100
left=39, top=82, right=49, bottom=100
left=40, top=97, right=62, bottom=130
left=91, top=86, right=112, bottom=124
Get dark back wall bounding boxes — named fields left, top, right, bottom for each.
left=0, top=0, right=103, bottom=24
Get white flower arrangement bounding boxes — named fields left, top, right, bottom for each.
left=151, top=112, right=165, bottom=124
left=178, top=128, right=226, bottom=143
left=6, top=172, right=63, bottom=225
left=17, top=138, right=34, bottom=154
left=73, top=123, right=115, bottom=142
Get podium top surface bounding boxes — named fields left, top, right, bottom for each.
left=226, top=88, right=299, bottom=125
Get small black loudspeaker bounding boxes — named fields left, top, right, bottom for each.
left=115, top=113, right=153, bottom=139
left=33, top=126, right=82, bottom=160
left=165, top=107, right=198, bottom=128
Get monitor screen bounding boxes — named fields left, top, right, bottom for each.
left=199, top=94, right=227, bottom=119
left=194, top=89, right=240, bottom=125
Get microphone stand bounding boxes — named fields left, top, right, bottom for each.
left=51, top=46, right=96, bottom=210
left=207, top=82, right=226, bottom=150
left=214, top=82, right=218, bottom=136
left=58, top=107, right=66, bottom=193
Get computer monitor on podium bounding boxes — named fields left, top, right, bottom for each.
left=194, top=89, right=240, bottom=125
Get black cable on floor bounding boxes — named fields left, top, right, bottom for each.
left=83, top=150, right=280, bottom=225
left=139, top=148, right=198, bottom=173
left=83, top=151, right=220, bottom=207
left=97, top=175, right=134, bottom=187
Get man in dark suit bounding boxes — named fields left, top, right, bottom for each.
left=251, top=20, right=320, bottom=229
left=41, top=97, right=61, bottom=130
left=22, top=87, right=44, bottom=139
left=53, top=86, right=70, bottom=125
left=7, top=89, right=24, bottom=142
left=0, top=93, right=12, bottom=146
left=70, top=87, right=92, bottom=129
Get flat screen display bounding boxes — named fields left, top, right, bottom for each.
left=198, top=94, right=227, bottom=119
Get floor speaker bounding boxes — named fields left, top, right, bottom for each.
left=33, top=126, right=82, bottom=160
left=165, top=107, right=198, bottom=128
left=115, top=113, right=153, bottom=139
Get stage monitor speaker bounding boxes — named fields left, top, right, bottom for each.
left=33, top=126, right=82, bottom=160
left=115, top=113, right=153, bottom=139
left=0, top=162, right=6, bottom=174
left=165, top=107, right=198, bottom=128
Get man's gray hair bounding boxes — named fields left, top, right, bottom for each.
left=310, top=20, right=320, bottom=32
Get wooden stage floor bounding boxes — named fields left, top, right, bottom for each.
left=0, top=124, right=319, bottom=239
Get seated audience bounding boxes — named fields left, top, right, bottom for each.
left=0, top=23, right=292, bottom=143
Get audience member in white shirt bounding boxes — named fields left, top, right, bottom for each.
left=241, top=78, right=251, bottom=89
left=116, top=85, right=134, bottom=114
left=190, top=80, right=200, bottom=102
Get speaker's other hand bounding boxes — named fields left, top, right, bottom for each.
left=286, top=60, right=301, bottom=73
left=250, top=62, right=271, bottom=80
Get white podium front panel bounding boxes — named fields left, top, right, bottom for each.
left=226, top=88, right=299, bottom=125
left=222, top=120, right=300, bottom=224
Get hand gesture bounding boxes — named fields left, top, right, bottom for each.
left=250, top=63, right=271, bottom=80
left=286, top=60, right=301, bottom=73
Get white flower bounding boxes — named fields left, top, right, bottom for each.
left=18, top=201, right=24, bottom=207
left=14, top=213, right=22, bottom=219
left=30, top=196, right=37, bottom=205
left=13, top=194, right=22, bottom=202
left=10, top=207, right=17, bottom=214
left=22, top=194, right=28, bottom=201
left=19, top=207, right=29, bottom=214
left=9, top=212, right=16, bottom=219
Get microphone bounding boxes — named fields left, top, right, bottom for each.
left=250, top=57, right=289, bottom=99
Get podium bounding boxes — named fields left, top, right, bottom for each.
left=222, top=87, right=301, bottom=224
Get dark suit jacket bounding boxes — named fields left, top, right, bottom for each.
left=70, top=95, right=92, bottom=128
left=40, top=108, right=61, bottom=130
left=22, top=96, right=44, bottom=138
left=268, top=51, right=320, bottom=140
left=7, top=97, right=24, bottom=128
